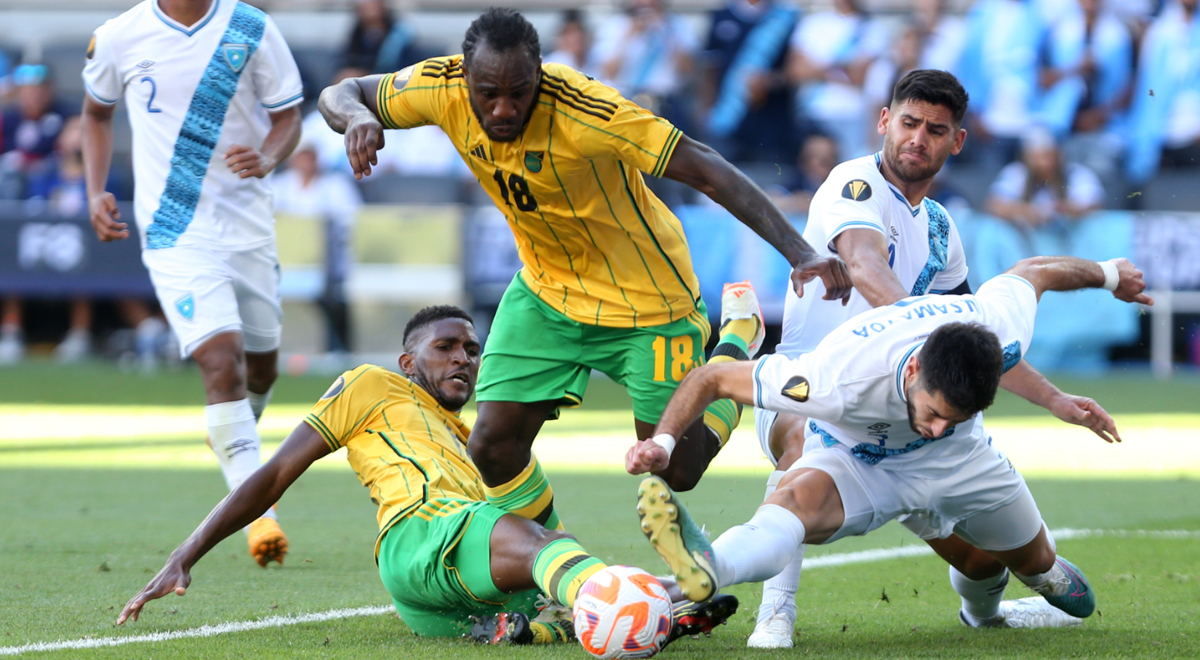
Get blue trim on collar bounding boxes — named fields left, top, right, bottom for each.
left=154, top=0, right=220, bottom=36
left=874, top=151, right=920, bottom=216
left=895, top=342, right=923, bottom=402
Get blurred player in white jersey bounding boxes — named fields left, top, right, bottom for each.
left=81, top=0, right=303, bottom=566
left=752, top=70, right=1123, bottom=644
left=629, top=255, right=1152, bottom=637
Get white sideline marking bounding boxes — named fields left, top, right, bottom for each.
left=803, top=527, right=1200, bottom=570
left=4, top=528, right=1197, bottom=655
left=0, top=605, right=393, bottom=656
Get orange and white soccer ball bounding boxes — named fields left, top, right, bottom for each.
left=574, top=565, right=673, bottom=659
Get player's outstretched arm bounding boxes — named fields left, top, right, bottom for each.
left=116, top=423, right=331, bottom=624
left=1006, top=256, right=1153, bottom=305
left=661, top=135, right=853, bottom=303
left=999, top=360, right=1121, bottom=443
left=80, top=95, right=127, bottom=242
left=626, top=361, right=757, bottom=475
left=318, top=73, right=391, bottom=179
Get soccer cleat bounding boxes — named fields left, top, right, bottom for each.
left=747, top=611, right=795, bottom=648
left=1028, top=557, right=1095, bottom=618
left=248, top=516, right=288, bottom=567
left=636, top=476, right=718, bottom=602
left=468, top=612, right=574, bottom=645
left=999, top=597, right=1083, bottom=628
left=663, top=593, right=738, bottom=648
left=719, top=280, right=766, bottom=358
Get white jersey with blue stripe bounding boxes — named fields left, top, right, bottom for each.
left=83, top=0, right=303, bottom=251
left=777, top=153, right=968, bottom=357
left=753, top=274, right=1037, bottom=467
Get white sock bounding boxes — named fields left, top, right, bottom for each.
left=756, top=470, right=803, bottom=624
left=247, top=387, right=273, bottom=422
left=1014, top=561, right=1067, bottom=596
left=950, top=566, right=1009, bottom=623
left=711, top=504, right=806, bottom=589
left=205, top=400, right=273, bottom=520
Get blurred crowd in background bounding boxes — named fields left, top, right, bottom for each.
left=1, top=0, right=1199, bottom=369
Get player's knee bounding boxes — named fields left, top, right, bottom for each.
left=245, top=358, right=277, bottom=393
left=542, top=528, right=578, bottom=545
left=192, top=338, right=247, bottom=399
left=769, top=469, right=841, bottom=541
left=658, top=464, right=702, bottom=492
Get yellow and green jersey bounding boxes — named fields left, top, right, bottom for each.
left=377, top=56, right=701, bottom=328
left=304, top=364, right=485, bottom=556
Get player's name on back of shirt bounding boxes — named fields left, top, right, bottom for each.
left=848, top=295, right=979, bottom=339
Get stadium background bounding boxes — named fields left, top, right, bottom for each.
left=0, top=2, right=1198, bottom=658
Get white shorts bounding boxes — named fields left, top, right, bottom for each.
left=755, top=407, right=780, bottom=467
left=787, top=433, right=1043, bottom=552
left=143, top=242, right=283, bottom=358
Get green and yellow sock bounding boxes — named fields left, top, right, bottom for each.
left=528, top=621, right=573, bottom=644
left=484, top=455, right=563, bottom=530
left=710, top=317, right=759, bottom=363
left=701, top=302, right=761, bottom=445
left=533, top=538, right=607, bottom=609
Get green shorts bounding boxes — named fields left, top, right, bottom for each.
left=477, top=274, right=710, bottom=422
left=377, top=499, right=541, bottom=637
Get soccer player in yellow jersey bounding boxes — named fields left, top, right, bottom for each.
left=116, top=305, right=737, bottom=643
left=319, top=8, right=852, bottom=528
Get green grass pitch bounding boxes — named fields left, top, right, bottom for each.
left=1, top=362, right=1198, bottom=658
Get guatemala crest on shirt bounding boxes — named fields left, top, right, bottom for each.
left=222, top=43, right=248, bottom=73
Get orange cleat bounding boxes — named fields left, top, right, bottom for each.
left=248, top=516, right=288, bottom=567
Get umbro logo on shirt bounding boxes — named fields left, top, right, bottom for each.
left=469, top=145, right=487, bottom=160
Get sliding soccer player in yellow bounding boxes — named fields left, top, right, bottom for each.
left=117, top=305, right=737, bottom=643
left=319, top=8, right=851, bottom=530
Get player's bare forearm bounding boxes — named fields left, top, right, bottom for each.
left=318, top=75, right=385, bottom=134
left=998, top=360, right=1120, bottom=442
left=663, top=136, right=813, bottom=266
left=655, top=361, right=757, bottom=439
left=663, top=136, right=853, bottom=300
left=81, top=96, right=128, bottom=241
left=171, top=423, right=329, bottom=570
left=319, top=74, right=392, bottom=178
left=80, top=97, right=115, bottom=200
left=259, top=106, right=302, bottom=174
left=999, top=359, right=1062, bottom=408
left=834, top=229, right=907, bottom=307
left=1006, top=256, right=1153, bottom=305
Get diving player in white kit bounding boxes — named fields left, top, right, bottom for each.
left=80, top=0, right=303, bottom=566
left=756, top=70, right=1120, bottom=643
left=627, top=255, right=1151, bottom=636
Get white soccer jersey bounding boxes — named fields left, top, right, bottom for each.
left=83, top=0, right=303, bottom=251
left=777, top=153, right=969, bottom=357
left=753, top=274, right=1037, bottom=467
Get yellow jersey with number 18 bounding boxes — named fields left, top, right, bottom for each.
left=376, top=56, right=701, bottom=329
